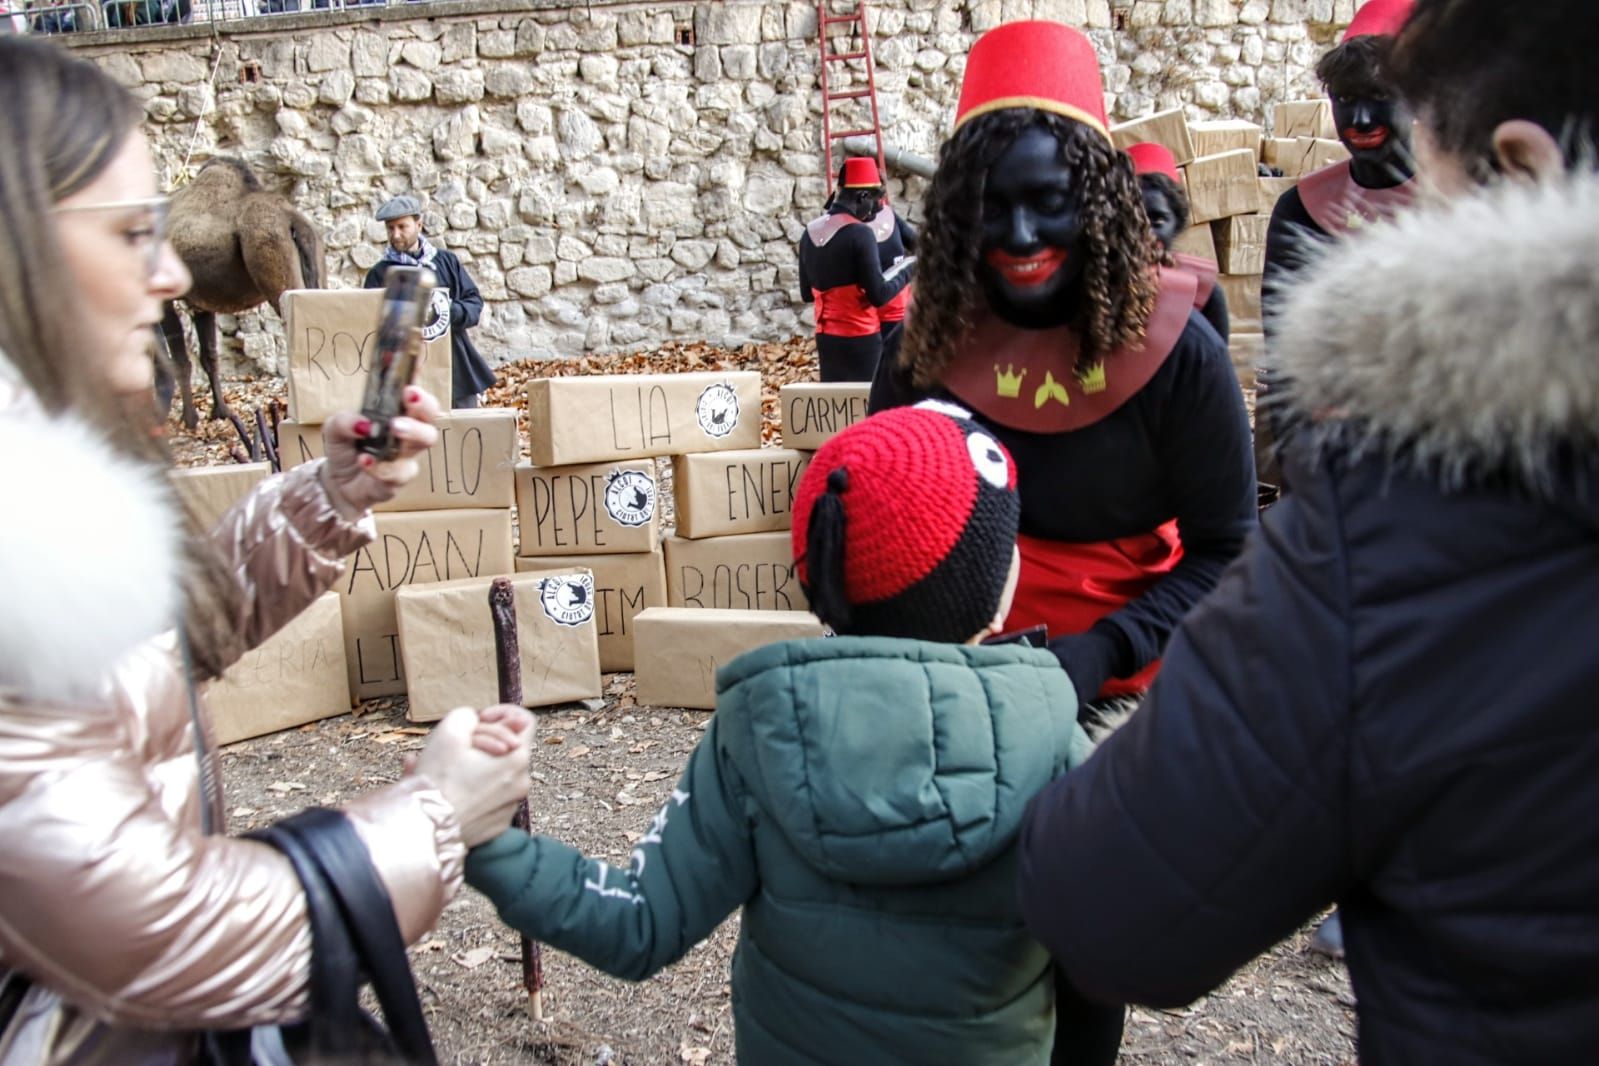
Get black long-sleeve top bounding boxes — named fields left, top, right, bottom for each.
left=870, top=313, right=1257, bottom=676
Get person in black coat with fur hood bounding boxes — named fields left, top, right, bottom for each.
left=365, top=195, right=496, bottom=408
left=1017, top=3, right=1599, bottom=1063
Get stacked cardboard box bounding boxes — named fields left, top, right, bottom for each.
left=1113, top=101, right=1360, bottom=388
left=169, top=463, right=352, bottom=743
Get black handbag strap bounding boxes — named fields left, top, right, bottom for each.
left=260, top=809, right=439, bottom=1066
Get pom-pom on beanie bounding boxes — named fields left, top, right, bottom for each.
left=792, top=401, right=1020, bottom=643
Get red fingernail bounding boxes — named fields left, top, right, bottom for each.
left=359, top=454, right=374, bottom=468
left=353, top=418, right=373, bottom=437
left=404, top=388, right=420, bottom=404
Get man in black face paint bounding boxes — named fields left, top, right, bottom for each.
left=1128, top=142, right=1229, bottom=342
left=1259, top=0, right=1417, bottom=486
left=797, top=157, right=916, bottom=382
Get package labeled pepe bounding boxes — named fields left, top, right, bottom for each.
left=338, top=507, right=515, bottom=699
left=663, top=531, right=809, bottom=612
left=514, top=458, right=660, bottom=556
left=672, top=449, right=811, bottom=540
left=168, top=462, right=269, bottom=533
left=205, top=591, right=350, bottom=744
left=278, top=408, right=517, bottom=512
left=778, top=382, right=870, bottom=450
left=395, top=570, right=601, bottom=722
left=632, top=607, right=827, bottom=710
left=515, top=549, right=667, bottom=672
left=283, top=288, right=452, bottom=425
left=525, top=372, right=761, bottom=466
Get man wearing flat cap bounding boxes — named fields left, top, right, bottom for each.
left=365, top=195, right=496, bottom=408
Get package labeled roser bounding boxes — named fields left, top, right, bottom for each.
left=663, top=531, right=809, bottom=612
left=514, top=459, right=660, bottom=556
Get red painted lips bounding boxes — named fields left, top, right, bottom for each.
left=984, top=247, right=1068, bottom=288
left=1344, top=127, right=1390, bottom=151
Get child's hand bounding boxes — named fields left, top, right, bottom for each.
left=410, top=706, right=536, bottom=846
left=472, top=703, right=535, bottom=756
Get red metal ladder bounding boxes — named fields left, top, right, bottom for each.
left=816, top=0, right=887, bottom=195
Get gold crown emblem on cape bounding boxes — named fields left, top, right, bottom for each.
left=994, top=363, right=1027, bottom=398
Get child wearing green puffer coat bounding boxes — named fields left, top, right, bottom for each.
left=464, top=401, right=1093, bottom=1064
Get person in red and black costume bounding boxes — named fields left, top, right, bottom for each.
left=869, top=27, right=1255, bottom=1059
left=798, top=157, right=916, bottom=382
left=1258, top=0, right=1417, bottom=484
left=1127, top=141, right=1229, bottom=342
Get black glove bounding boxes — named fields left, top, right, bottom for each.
left=1048, top=624, right=1131, bottom=711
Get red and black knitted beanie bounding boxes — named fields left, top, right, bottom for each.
left=792, top=401, right=1020, bottom=643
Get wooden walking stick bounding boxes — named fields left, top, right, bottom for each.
left=487, top=578, right=545, bottom=1022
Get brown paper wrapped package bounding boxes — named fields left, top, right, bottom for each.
left=283, top=288, right=452, bottom=425
left=672, top=449, right=811, bottom=539
left=778, top=383, right=869, bottom=450
left=1171, top=222, right=1218, bottom=262
left=338, top=508, right=515, bottom=699
left=1274, top=99, right=1336, bottom=140
left=205, top=592, right=350, bottom=744
left=1259, top=176, right=1298, bottom=212
left=277, top=409, right=516, bottom=513
left=169, top=462, right=270, bottom=533
left=633, top=607, right=826, bottom=710
left=526, top=372, right=762, bottom=466
left=1219, top=274, right=1264, bottom=335
left=395, top=570, right=601, bottom=722
left=516, top=549, right=667, bottom=671
left=1212, top=215, right=1270, bottom=275
left=1186, top=149, right=1265, bottom=224
left=1230, top=333, right=1265, bottom=392
left=1110, top=108, right=1196, bottom=164
left=663, top=531, right=809, bottom=612
left=1189, top=119, right=1263, bottom=159
left=514, top=459, right=660, bottom=556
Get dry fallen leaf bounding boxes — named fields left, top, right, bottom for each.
left=567, top=745, right=592, bottom=759
left=679, top=1044, right=712, bottom=1065
left=452, top=946, right=496, bottom=970
left=266, top=781, right=307, bottom=794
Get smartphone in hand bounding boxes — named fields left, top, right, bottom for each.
left=357, top=266, right=436, bottom=460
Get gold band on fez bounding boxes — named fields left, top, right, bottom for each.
left=953, top=96, right=1113, bottom=144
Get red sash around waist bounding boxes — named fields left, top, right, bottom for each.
left=881, top=285, right=911, bottom=323
left=1004, top=524, right=1183, bottom=698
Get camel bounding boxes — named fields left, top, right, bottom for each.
left=157, top=157, right=326, bottom=429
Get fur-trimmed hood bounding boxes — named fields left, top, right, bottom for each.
left=0, top=358, right=181, bottom=703
left=1272, top=173, right=1599, bottom=519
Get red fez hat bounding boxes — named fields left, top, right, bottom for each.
left=1126, top=142, right=1181, bottom=183
left=842, top=157, right=882, bottom=188
left=1343, top=0, right=1414, bottom=41
left=954, top=21, right=1111, bottom=143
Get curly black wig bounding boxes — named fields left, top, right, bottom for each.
left=900, top=110, right=1161, bottom=389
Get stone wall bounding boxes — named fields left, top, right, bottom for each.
left=64, top=0, right=1370, bottom=371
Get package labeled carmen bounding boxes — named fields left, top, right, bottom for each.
left=779, top=382, right=870, bottom=450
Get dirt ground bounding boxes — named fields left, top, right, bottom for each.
left=176, top=341, right=1357, bottom=1065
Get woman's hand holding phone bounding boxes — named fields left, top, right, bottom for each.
left=319, top=384, right=443, bottom=519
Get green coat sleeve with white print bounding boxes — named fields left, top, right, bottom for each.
left=463, top=718, right=758, bottom=982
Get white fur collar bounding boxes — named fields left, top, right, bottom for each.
left=1272, top=173, right=1599, bottom=490
left=0, top=384, right=180, bottom=704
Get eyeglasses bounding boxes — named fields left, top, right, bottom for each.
left=53, top=195, right=172, bottom=275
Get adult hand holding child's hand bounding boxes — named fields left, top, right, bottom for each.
left=412, top=705, right=535, bottom=846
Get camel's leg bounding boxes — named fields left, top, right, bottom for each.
left=194, top=310, right=231, bottom=423
left=159, top=303, right=201, bottom=430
